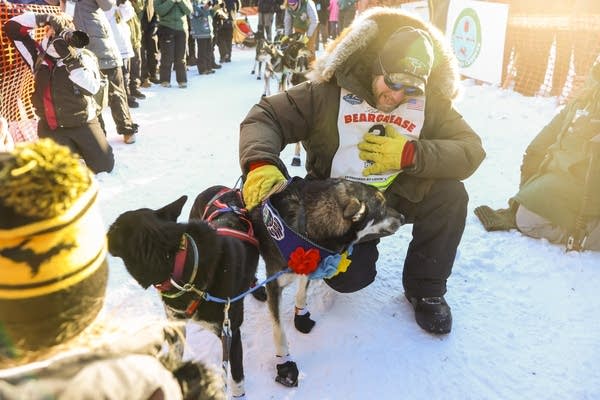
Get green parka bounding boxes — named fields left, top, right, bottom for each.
left=155, top=0, right=192, bottom=31
left=514, top=69, right=600, bottom=231
left=239, top=7, right=485, bottom=203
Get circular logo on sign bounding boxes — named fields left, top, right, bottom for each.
left=451, top=8, right=482, bottom=68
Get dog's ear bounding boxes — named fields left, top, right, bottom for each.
left=343, top=198, right=366, bottom=222
left=155, top=195, right=188, bottom=221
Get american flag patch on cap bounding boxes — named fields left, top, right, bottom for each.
left=407, top=98, right=424, bottom=111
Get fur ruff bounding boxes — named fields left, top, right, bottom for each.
left=307, top=7, right=461, bottom=101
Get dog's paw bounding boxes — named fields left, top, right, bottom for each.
left=275, top=361, right=299, bottom=387
left=294, top=312, right=316, bottom=334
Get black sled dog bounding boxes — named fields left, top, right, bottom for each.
left=107, top=186, right=259, bottom=398
left=250, top=177, right=404, bottom=387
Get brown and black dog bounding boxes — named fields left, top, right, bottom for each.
left=250, top=177, right=404, bottom=387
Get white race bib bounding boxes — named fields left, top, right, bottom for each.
left=330, top=89, right=426, bottom=190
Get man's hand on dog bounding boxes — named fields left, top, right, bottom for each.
left=243, top=164, right=286, bottom=210
left=358, top=124, right=415, bottom=175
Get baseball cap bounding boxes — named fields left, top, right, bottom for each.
left=374, top=27, right=434, bottom=94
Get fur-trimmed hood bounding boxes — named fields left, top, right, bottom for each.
left=306, top=7, right=460, bottom=103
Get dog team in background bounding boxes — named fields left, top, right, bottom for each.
left=2, top=0, right=599, bottom=398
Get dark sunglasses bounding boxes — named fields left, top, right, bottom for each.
left=378, top=56, right=423, bottom=95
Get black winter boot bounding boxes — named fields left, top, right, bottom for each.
left=406, top=294, right=452, bottom=334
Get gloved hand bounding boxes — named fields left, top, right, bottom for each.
left=51, top=36, right=77, bottom=60
left=242, top=164, right=286, bottom=210
left=358, top=124, right=415, bottom=176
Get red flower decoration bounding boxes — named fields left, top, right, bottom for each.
left=288, top=247, right=321, bottom=275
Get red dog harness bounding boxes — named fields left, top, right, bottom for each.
left=154, top=188, right=258, bottom=315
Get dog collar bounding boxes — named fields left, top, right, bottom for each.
left=262, top=191, right=349, bottom=278
left=154, top=233, right=199, bottom=296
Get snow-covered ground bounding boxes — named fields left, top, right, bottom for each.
left=94, top=36, right=600, bottom=400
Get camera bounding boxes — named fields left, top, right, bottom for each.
left=58, top=29, right=89, bottom=49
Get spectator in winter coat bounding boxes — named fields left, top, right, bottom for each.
left=257, top=0, right=278, bottom=41
left=190, top=0, right=214, bottom=74
left=337, top=0, right=355, bottom=32
left=239, top=8, right=485, bottom=335
left=283, top=0, right=318, bottom=58
left=275, top=0, right=285, bottom=31
left=3, top=12, right=114, bottom=173
left=139, top=0, right=160, bottom=86
left=313, top=0, right=328, bottom=50
left=327, top=0, right=338, bottom=39
left=154, top=0, right=192, bottom=88
left=126, top=0, right=147, bottom=100
left=66, top=0, right=140, bottom=144
left=0, top=139, right=224, bottom=400
left=104, top=0, right=138, bottom=107
left=475, top=62, right=600, bottom=252
left=213, top=3, right=233, bottom=63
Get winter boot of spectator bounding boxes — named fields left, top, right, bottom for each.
left=128, top=97, right=139, bottom=108
left=123, top=123, right=139, bottom=144
left=131, top=88, right=146, bottom=99
left=405, top=294, right=452, bottom=334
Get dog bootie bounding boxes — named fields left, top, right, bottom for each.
left=291, top=156, right=301, bottom=167
left=294, top=307, right=316, bottom=333
left=275, top=360, right=299, bottom=387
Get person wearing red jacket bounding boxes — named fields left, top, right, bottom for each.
left=4, top=11, right=114, bottom=173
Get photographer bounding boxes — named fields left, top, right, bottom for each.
left=3, top=11, right=115, bottom=173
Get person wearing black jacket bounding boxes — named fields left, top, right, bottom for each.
left=313, top=0, right=328, bottom=50
left=257, top=0, right=278, bottom=41
left=139, top=0, right=160, bottom=86
left=3, top=12, right=114, bottom=173
left=213, top=2, right=233, bottom=63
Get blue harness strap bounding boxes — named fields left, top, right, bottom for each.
left=261, top=197, right=336, bottom=263
left=259, top=179, right=351, bottom=280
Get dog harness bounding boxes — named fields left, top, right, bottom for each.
left=201, top=188, right=259, bottom=247
left=261, top=181, right=353, bottom=279
left=153, top=188, right=262, bottom=312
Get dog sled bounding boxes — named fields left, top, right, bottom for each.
left=233, top=17, right=256, bottom=47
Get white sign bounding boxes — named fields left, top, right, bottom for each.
left=446, top=0, right=509, bottom=84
